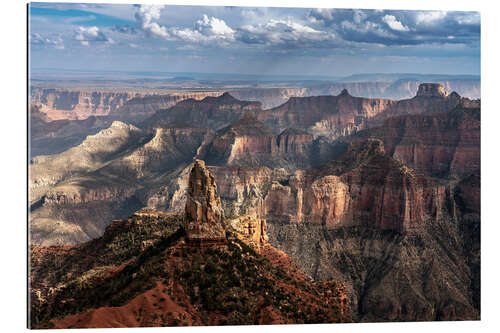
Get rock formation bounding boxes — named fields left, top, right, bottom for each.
left=141, top=92, right=262, bottom=131
left=230, top=79, right=480, bottom=108
left=30, top=87, right=225, bottom=122
left=30, top=208, right=350, bottom=328
left=355, top=106, right=480, bottom=177
left=30, top=88, right=137, bottom=120
left=184, top=159, right=227, bottom=245
left=416, top=83, right=448, bottom=97
left=257, top=91, right=394, bottom=140
left=228, top=214, right=269, bottom=252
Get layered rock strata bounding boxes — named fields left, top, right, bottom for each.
left=184, top=160, right=227, bottom=245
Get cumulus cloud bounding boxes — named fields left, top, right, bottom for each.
left=382, top=15, right=410, bottom=32
left=170, top=14, right=235, bottom=44
left=134, top=4, right=169, bottom=38
left=196, top=15, right=235, bottom=39
left=133, top=5, right=234, bottom=44
left=74, top=26, right=108, bottom=45
left=238, top=19, right=332, bottom=46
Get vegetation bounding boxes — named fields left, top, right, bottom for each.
left=30, top=213, right=347, bottom=327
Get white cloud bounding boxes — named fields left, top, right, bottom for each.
left=196, top=15, right=234, bottom=38
left=170, top=15, right=235, bottom=44
left=134, top=5, right=169, bottom=38
left=382, top=15, right=410, bottom=32
left=415, top=11, right=447, bottom=25
left=74, top=26, right=108, bottom=45
left=134, top=6, right=234, bottom=44
left=30, top=33, right=65, bottom=50
left=239, top=19, right=332, bottom=45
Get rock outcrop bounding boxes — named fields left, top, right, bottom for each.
left=202, top=114, right=338, bottom=170
left=261, top=139, right=445, bottom=232
left=229, top=79, right=480, bottom=109
left=141, top=92, right=262, bottom=130
left=184, top=160, right=226, bottom=244
left=110, top=91, right=225, bottom=125
left=415, top=83, right=448, bottom=97
left=355, top=106, right=480, bottom=177
left=30, top=88, right=137, bottom=120
left=228, top=214, right=269, bottom=252
left=30, top=87, right=225, bottom=122
left=368, top=84, right=479, bottom=126
left=257, top=91, right=394, bottom=140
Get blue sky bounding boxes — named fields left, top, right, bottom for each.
left=28, top=2, right=480, bottom=76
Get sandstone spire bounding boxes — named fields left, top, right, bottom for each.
left=184, top=159, right=227, bottom=244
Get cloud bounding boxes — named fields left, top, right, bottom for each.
left=74, top=26, right=108, bottom=45
left=30, top=33, right=65, bottom=50
left=382, top=15, right=410, bottom=32
left=169, top=15, right=235, bottom=44
left=134, top=5, right=169, bottom=38
left=133, top=6, right=234, bottom=44
left=196, top=15, right=234, bottom=39
left=238, top=19, right=332, bottom=46
left=305, top=8, right=479, bottom=47
left=415, top=11, right=447, bottom=25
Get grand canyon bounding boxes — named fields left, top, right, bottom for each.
left=29, top=80, right=480, bottom=327
left=28, top=3, right=481, bottom=329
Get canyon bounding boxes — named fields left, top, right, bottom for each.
left=29, top=83, right=480, bottom=323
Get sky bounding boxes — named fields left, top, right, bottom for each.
left=28, top=2, right=481, bottom=77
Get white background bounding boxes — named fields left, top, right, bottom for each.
left=1, top=0, right=497, bottom=332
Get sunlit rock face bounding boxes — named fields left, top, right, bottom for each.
left=184, top=159, right=226, bottom=244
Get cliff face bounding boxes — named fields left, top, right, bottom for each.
left=184, top=160, right=226, bottom=243
left=257, top=91, right=394, bottom=140
left=229, top=79, right=480, bottom=109
left=31, top=88, right=137, bottom=120
left=201, top=114, right=344, bottom=171
left=355, top=106, right=480, bottom=178
left=30, top=87, right=225, bottom=122
left=203, top=114, right=278, bottom=166
left=110, top=92, right=224, bottom=125
left=259, top=140, right=444, bottom=232
left=368, top=84, right=478, bottom=126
